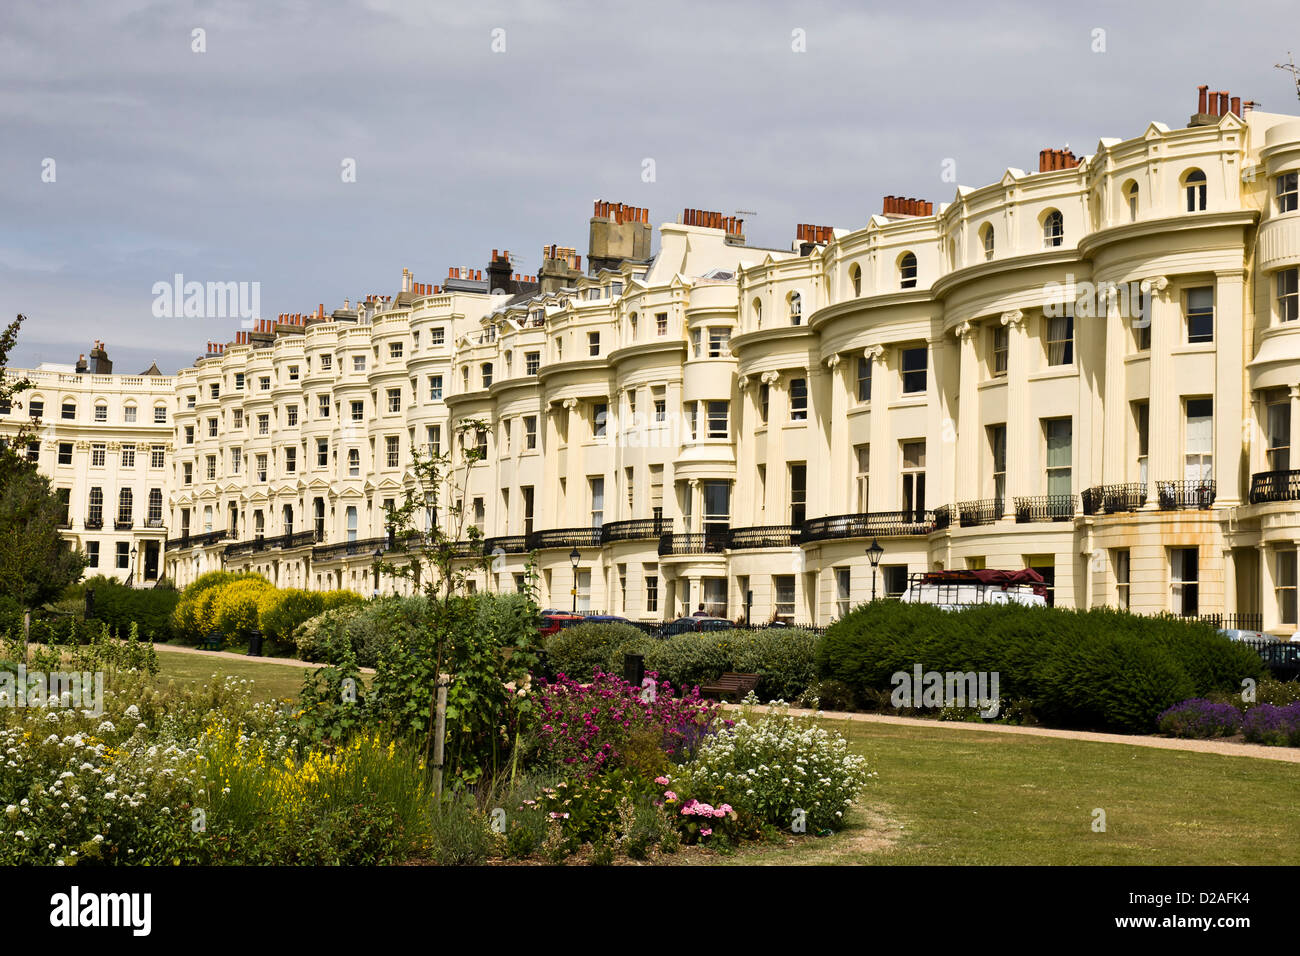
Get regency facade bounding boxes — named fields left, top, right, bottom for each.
left=15, top=88, right=1300, bottom=634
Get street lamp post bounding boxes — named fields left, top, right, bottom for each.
left=129, top=545, right=138, bottom=588
left=569, top=547, right=581, bottom=615
left=372, top=547, right=383, bottom=597
left=865, top=537, right=884, bottom=602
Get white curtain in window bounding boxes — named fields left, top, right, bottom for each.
left=1185, top=401, right=1213, bottom=482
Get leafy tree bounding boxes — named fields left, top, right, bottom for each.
left=0, top=315, right=87, bottom=610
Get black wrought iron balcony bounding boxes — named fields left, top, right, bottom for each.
left=726, top=524, right=800, bottom=549
left=1249, top=469, right=1300, bottom=504
left=1195, top=612, right=1264, bottom=631
left=932, top=505, right=952, bottom=531
left=84, top=517, right=104, bottom=530
left=1156, top=479, right=1216, bottom=511
left=601, top=517, right=671, bottom=544
left=165, top=534, right=189, bottom=551
left=799, top=510, right=937, bottom=542
left=484, top=535, right=529, bottom=555
left=525, top=527, right=603, bottom=550
left=1013, top=495, right=1077, bottom=523
left=658, top=531, right=729, bottom=556
left=447, top=539, right=486, bottom=558
left=114, top=519, right=133, bottom=530
left=1082, top=483, right=1146, bottom=516
left=957, top=498, right=1003, bottom=527
left=144, top=518, right=166, bottom=529
left=312, top=535, right=389, bottom=562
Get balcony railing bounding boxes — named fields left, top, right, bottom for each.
left=312, top=535, right=390, bottom=563
left=799, top=510, right=936, bottom=542
left=1082, top=483, right=1146, bottom=516
left=1249, top=469, right=1300, bottom=504
left=658, top=531, right=729, bottom=556
left=114, top=519, right=133, bottom=530
left=1013, top=495, right=1076, bottom=523
left=1156, top=479, right=1216, bottom=511
left=726, top=524, right=800, bottom=549
left=525, top=527, right=603, bottom=550
left=85, top=517, right=104, bottom=530
left=600, top=517, right=671, bottom=544
left=166, top=529, right=231, bottom=551
left=483, top=535, right=529, bottom=555
left=1195, top=612, right=1264, bottom=631
left=957, top=498, right=1002, bottom=527
left=932, top=505, right=952, bottom=531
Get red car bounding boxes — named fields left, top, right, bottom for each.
left=538, top=611, right=585, bottom=637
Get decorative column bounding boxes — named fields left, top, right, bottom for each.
left=864, top=345, right=887, bottom=513
left=954, top=321, right=980, bottom=503
left=562, top=398, right=578, bottom=525
left=1288, top=385, right=1300, bottom=474
left=1214, top=269, right=1245, bottom=506
left=1000, top=310, right=1029, bottom=517
left=823, top=354, right=845, bottom=521
left=1146, top=279, right=1177, bottom=499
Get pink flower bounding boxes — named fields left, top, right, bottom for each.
left=700, top=828, right=713, bottom=837
left=664, top=791, right=677, bottom=801
left=654, top=776, right=670, bottom=786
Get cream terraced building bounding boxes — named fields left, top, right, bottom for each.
left=137, top=95, right=1300, bottom=635
left=0, top=349, right=174, bottom=584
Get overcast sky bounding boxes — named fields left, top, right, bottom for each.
left=2, top=0, right=1297, bottom=373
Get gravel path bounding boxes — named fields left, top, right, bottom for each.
left=152, top=642, right=376, bottom=674
left=730, top=703, right=1300, bottom=764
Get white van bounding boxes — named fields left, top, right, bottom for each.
left=899, top=570, right=1048, bottom=611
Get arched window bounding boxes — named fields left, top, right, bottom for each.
left=899, top=252, right=918, bottom=289
left=788, top=291, right=802, bottom=325
left=980, top=224, right=995, bottom=260
left=1184, top=169, right=1207, bottom=212
left=849, top=264, right=862, bottom=296
left=1124, top=181, right=1139, bottom=222
left=1042, top=210, right=1064, bottom=248
left=752, top=297, right=763, bottom=328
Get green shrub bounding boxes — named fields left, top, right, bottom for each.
left=321, top=590, right=365, bottom=611
left=817, top=602, right=1266, bottom=733
left=211, top=578, right=274, bottom=636
left=172, top=571, right=267, bottom=642
left=75, top=575, right=178, bottom=642
left=546, top=621, right=649, bottom=679
left=293, top=605, right=365, bottom=665
left=292, top=595, right=433, bottom=668
left=639, top=628, right=819, bottom=701
left=258, top=588, right=324, bottom=643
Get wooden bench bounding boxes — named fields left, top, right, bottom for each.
left=198, top=633, right=223, bottom=651
left=700, top=672, right=761, bottom=701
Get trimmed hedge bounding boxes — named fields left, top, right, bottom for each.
left=545, top=622, right=653, bottom=679
left=816, top=602, right=1266, bottom=733
left=544, top=623, right=818, bottom=702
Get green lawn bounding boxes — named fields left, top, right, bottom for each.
left=146, top=648, right=1299, bottom=865
left=715, top=720, right=1300, bottom=866
left=152, top=643, right=323, bottom=703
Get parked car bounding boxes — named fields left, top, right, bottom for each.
left=538, top=611, right=584, bottom=637
left=658, top=616, right=735, bottom=637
